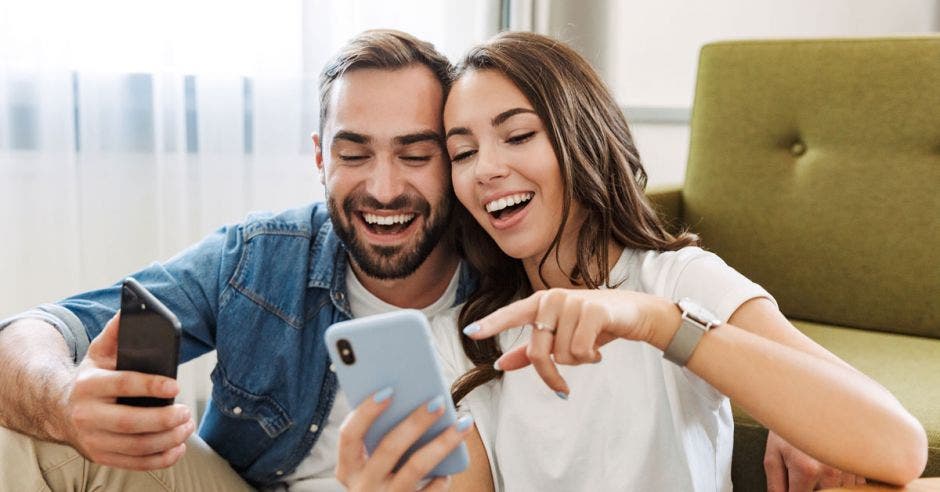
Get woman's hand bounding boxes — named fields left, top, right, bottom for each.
left=462, top=288, right=678, bottom=397
left=335, top=388, right=475, bottom=491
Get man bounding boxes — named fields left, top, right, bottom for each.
left=0, top=30, right=488, bottom=491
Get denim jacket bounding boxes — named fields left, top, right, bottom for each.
left=0, top=203, right=475, bottom=486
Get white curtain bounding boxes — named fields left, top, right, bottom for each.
left=1, top=0, right=498, bottom=416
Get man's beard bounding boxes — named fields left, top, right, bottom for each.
left=328, top=190, right=453, bottom=280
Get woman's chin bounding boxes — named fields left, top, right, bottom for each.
left=493, top=238, right=545, bottom=262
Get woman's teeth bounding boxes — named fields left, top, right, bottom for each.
left=485, top=192, right=534, bottom=213
left=363, top=213, right=415, bottom=226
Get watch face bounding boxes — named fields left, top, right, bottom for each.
left=678, top=298, right=721, bottom=326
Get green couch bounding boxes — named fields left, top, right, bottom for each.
left=647, top=36, right=940, bottom=490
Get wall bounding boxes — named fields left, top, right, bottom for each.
left=529, top=0, right=940, bottom=187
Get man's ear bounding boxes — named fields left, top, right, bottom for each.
left=312, top=132, right=325, bottom=185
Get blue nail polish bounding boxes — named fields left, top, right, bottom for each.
left=373, top=387, right=394, bottom=403
left=462, top=324, right=481, bottom=336
left=427, top=395, right=445, bottom=413
left=555, top=391, right=569, bottom=400
left=455, top=415, right=474, bottom=432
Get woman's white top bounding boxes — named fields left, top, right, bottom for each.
left=430, top=246, right=774, bottom=492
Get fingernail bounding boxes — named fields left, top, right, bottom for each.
left=492, top=359, right=503, bottom=372
left=455, top=415, right=474, bottom=432
left=373, top=387, right=394, bottom=403
left=427, top=395, right=445, bottom=413
left=462, top=324, right=481, bottom=336
left=555, top=390, right=569, bottom=400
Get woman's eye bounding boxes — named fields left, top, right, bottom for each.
left=401, top=155, right=432, bottom=163
left=507, top=131, right=536, bottom=145
left=450, top=150, right=476, bottom=163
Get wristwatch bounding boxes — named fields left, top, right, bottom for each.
left=663, top=298, right=722, bottom=366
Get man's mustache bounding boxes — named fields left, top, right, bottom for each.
left=343, top=193, right=431, bottom=215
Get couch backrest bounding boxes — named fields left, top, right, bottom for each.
left=684, top=37, right=940, bottom=339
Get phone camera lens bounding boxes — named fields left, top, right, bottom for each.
left=337, top=339, right=355, bottom=365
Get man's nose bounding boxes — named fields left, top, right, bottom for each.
left=366, top=158, right=406, bottom=205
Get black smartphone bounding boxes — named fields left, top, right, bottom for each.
left=116, top=277, right=182, bottom=407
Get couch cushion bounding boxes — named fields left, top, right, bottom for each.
left=684, top=37, right=940, bottom=339
left=732, top=319, right=940, bottom=488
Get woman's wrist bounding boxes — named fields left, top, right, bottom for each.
left=645, top=297, right=683, bottom=351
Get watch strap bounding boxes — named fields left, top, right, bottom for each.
left=663, top=315, right=707, bottom=366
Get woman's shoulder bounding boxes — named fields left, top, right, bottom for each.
left=618, top=246, right=771, bottom=316
left=617, top=246, right=721, bottom=290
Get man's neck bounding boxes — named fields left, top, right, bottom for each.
left=350, top=245, right=460, bottom=309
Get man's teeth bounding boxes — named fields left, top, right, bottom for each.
left=485, top=192, right=534, bottom=213
left=363, top=213, right=415, bottom=226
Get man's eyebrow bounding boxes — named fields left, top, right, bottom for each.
left=394, top=131, right=442, bottom=146
left=333, top=130, right=371, bottom=144
left=492, top=107, right=537, bottom=127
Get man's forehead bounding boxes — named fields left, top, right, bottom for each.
left=324, top=66, right=444, bottom=142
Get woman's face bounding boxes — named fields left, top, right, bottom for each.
left=444, top=70, right=573, bottom=263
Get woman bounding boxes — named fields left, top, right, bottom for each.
left=440, top=31, right=926, bottom=490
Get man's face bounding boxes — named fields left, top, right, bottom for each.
left=315, top=65, right=452, bottom=280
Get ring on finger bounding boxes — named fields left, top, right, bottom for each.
left=532, top=321, right=556, bottom=334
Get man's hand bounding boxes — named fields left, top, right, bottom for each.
left=764, top=430, right=866, bottom=491
left=59, top=312, right=195, bottom=471
left=336, top=389, right=475, bottom=491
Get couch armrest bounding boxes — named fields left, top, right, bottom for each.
left=645, top=185, right=684, bottom=234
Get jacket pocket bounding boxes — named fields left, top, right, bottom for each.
left=200, top=365, right=293, bottom=471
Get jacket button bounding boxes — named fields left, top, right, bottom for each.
left=233, top=406, right=243, bottom=416
left=790, top=141, right=807, bottom=156
left=276, top=470, right=284, bottom=476
left=329, top=364, right=336, bottom=373
left=309, top=424, right=319, bottom=433
left=335, top=292, right=345, bottom=301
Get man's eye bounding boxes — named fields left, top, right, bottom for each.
left=401, top=156, right=432, bottom=162
left=507, top=131, right=536, bottom=145
left=450, top=150, right=476, bottom=163
left=339, top=155, right=367, bottom=161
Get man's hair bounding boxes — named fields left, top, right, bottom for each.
left=318, top=29, right=453, bottom=135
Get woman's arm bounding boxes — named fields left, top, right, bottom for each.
left=658, top=297, right=927, bottom=485
left=450, top=427, right=495, bottom=492
left=465, top=289, right=927, bottom=485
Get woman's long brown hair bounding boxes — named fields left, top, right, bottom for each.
left=450, top=32, right=699, bottom=404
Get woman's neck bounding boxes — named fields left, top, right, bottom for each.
left=522, top=235, right=624, bottom=291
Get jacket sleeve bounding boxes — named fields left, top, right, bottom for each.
left=0, top=224, right=245, bottom=364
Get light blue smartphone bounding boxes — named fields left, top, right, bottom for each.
left=324, top=309, right=469, bottom=477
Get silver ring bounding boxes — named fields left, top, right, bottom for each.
left=532, top=321, right=556, bottom=334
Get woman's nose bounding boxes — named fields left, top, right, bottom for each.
left=474, top=147, right=511, bottom=183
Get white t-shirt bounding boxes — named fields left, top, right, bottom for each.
left=431, top=246, right=774, bottom=492
left=278, top=264, right=461, bottom=491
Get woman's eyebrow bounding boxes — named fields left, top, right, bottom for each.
left=492, top=107, right=536, bottom=127
left=445, top=107, right=537, bottom=141
left=445, top=127, right=471, bottom=140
